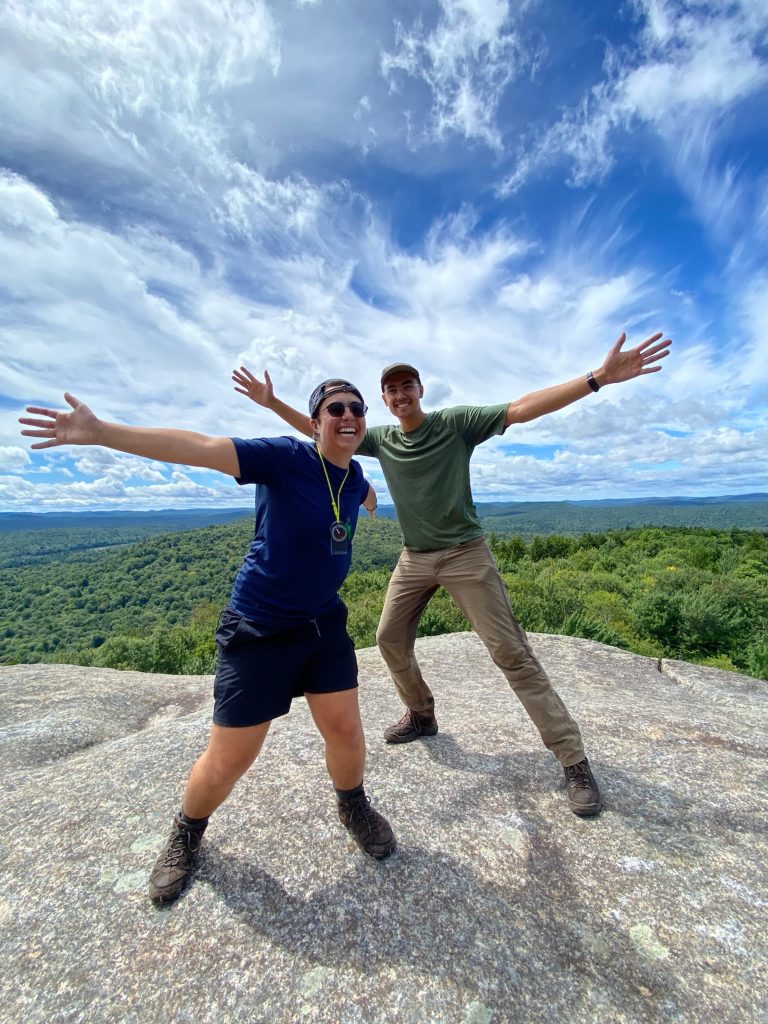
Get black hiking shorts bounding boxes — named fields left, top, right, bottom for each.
left=212, top=603, right=358, bottom=727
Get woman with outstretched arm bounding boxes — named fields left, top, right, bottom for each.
left=20, top=379, right=396, bottom=904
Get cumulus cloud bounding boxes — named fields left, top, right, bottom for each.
left=0, top=445, right=31, bottom=471
left=468, top=419, right=768, bottom=500
left=0, top=464, right=245, bottom=510
left=6, top=161, right=759, bottom=508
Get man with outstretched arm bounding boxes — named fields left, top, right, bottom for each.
left=20, top=379, right=395, bottom=904
left=233, top=331, right=672, bottom=818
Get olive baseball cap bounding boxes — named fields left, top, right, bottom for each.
left=308, top=379, right=365, bottom=418
left=380, top=363, right=421, bottom=389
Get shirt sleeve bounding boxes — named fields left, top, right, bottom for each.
left=354, top=427, right=384, bottom=458
left=439, top=404, right=508, bottom=445
left=231, top=436, right=299, bottom=486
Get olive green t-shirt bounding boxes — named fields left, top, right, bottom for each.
left=356, top=404, right=508, bottom=551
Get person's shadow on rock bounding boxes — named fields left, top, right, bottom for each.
left=198, top=826, right=686, bottom=1021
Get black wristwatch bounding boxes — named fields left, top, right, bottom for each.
left=586, top=371, right=600, bottom=392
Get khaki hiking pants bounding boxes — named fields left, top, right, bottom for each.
left=376, top=538, right=585, bottom=766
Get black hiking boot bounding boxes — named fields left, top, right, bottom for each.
left=564, top=757, right=602, bottom=817
left=148, top=813, right=207, bottom=904
left=338, top=793, right=397, bottom=860
left=383, top=708, right=438, bottom=744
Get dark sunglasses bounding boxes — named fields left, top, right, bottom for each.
left=322, top=400, right=368, bottom=418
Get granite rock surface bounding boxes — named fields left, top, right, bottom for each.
left=1, top=633, right=766, bottom=1024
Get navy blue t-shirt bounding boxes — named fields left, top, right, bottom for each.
left=228, top=436, right=368, bottom=626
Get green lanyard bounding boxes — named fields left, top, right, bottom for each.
left=317, top=447, right=350, bottom=525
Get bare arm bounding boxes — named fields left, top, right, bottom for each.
left=232, top=366, right=313, bottom=438
left=505, top=332, right=671, bottom=427
left=362, top=483, right=378, bottom=516
left=19, top=393, right=241, bottom=476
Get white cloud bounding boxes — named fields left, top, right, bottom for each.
left=0, top=445, right=31, bottom=471
left=5, top=157, right=764, bottom=509
left=2, top=2, right=766, bottom=510
left=75, top=457, right=168, bottom=485
left=499, top=274, right=563, bottom=313
left=0, top=465, right=244, bottom=510
left=466, top=418, right=768, bottom=501
left=498, top=0, right=768, bottom=195
left=381, top=0, right=535, bottom=150
left=0, top=0, right=282, bottom=168
left=382, top=211, right=531, bottom=314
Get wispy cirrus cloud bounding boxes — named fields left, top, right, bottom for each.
left=498, top=0, right=768, bottom=195
left=381, top=0, right=538, bottom=151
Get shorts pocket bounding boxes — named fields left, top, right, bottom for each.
left=215, top=607, right=243, bottom=650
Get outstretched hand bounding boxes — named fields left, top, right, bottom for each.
left=232, top=366, right=273, bottom=407
left=19, top=393, right=99, bottom=449
left=601, top=332, right=671, bottom=384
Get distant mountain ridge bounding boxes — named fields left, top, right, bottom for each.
left=0, top=508, right=251, bottom=532
left=2, top=493, right=767, bottom=532
left=480, top=492, right=768, bottom=508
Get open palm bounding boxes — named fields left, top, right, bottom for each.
left=19, top=393, right=98, bottom=449
left=603, top=332, right=671, bottom=384
left=232, top=366, right=273, bottom=407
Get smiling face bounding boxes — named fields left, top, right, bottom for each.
left=310, top=390, right=367, bottom=465
left=381, top=371, right=424, bottom=424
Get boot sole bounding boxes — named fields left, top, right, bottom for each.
left=348, top=834, right=398, bottom=860
left=383, top=726, right=439, bottom=744
left=569, top=800, right=603, bottom=817
left=364, top=839, right=398, bottom=860
left=148, top=879, right=191, bottom=904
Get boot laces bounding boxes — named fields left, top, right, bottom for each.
left=565, top=761, right=592, bottom=790
left=398, top=709, right=425, bottom=732
left=347, top=795, right=377, bottom=833
left=163, top=826, right=199, bottom=867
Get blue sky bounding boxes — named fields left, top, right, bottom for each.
left=1, top=0, right=766, bottom=510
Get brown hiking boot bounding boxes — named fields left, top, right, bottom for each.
left=148, top=813, right=207, bottom=904
left=338, top=794, right=397, bottom=860
left=564, top=757, right=602, bottom=817
left=383, top=708, right=438, bottom=744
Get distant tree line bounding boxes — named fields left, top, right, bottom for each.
left=1, top=521, right=766, bottom=681
left=0, top=517, right=403, bottom=664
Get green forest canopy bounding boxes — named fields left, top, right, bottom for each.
left=1, top=512, right=766, bottom=682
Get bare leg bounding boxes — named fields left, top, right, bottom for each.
left=305, top=689, right=366, bottom=790
left=306, top=688, right=396, bottom=860
left=182, top=721, right=272, bottom=819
